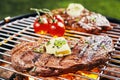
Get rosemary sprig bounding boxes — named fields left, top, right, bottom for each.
left=30, top=8, right=41, bottom=16
left=30, top=8, right=54, bottom=21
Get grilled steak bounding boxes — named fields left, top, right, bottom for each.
left=52, top=8, right=113, bottom=34
left=11, top=35, right=114, bottom=76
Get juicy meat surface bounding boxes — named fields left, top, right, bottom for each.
left=11, top=35, right=114, bottom=77
left=52, top=8, right=113, bottom=34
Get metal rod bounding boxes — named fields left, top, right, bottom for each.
left=110, top=58, right=120, bottom=63
left=0, top=47, right=10, bottom=51
left=101, top=68, right=120, bottom=74
left=107, top=62, right=120, bottom=68
left=0, top=52, right=11, bottom=57
left=99, top=73, right=120, bottom=80
left=2, top=43, right=15, bottom=47
left=0, top=59, right=12, bottom=64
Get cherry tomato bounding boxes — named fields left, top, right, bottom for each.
left=33, top=18, right=49, bottom=34
left=48, top=21, right=65, bottom=37
left=54, top=15, right=64, bottom=22
left=33, top=15, right=65, bottom=37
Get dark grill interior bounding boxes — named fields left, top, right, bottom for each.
left=0, top=14, right=120, bottom=80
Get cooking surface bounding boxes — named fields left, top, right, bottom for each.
left=0, top=15, right=120, bottom=80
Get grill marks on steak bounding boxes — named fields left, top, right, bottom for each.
left=11, top=41, right=41, bottom=71
left=52, top=9, right=114, bottom=34
left=11, top=35, right=114, bottom=76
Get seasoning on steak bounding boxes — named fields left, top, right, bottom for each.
left=11, top=35, right=114, bottom=77
left=52, top=8, right=113, bottom=34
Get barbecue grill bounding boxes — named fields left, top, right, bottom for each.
left=0, top=13, right=120, bottom=80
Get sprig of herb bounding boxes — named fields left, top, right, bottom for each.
left=30, top=8, right=54, bottom=22
left=46, top=41, right=51, bottom=45
left=85, top=41, right=89, bottom=44
left=33, top=44, right=45, bottom=53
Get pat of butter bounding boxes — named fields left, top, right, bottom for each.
left=66, top=3, right=84, bottom=17
left=45, top=37, right=71, bottom=57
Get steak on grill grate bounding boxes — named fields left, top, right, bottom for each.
left=11, top=35, right=114, bottom=77
left=52, top=8, right=114, bottom=34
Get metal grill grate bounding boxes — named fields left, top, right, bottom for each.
left=0, top=15, right=120, bottom=80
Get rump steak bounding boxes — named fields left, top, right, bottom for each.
left=11, top=35, right=114, bottom=76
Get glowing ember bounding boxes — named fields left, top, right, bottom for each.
left=76, top=68, right=100, bottom=79
left=77, top=71, right=98, bottom=79
left=27, top=68, right=99, bottom=80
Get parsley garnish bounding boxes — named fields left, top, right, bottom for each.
left=54, top=39, right=66, bottom=48
left=47, top=41, right=51, bottom=45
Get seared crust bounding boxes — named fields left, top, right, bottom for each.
left=52, top=8, right=113, bottom=34
left=11, top=35, right=114, bottom=77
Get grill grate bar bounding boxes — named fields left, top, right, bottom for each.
left=18, top=20, right=33, bottom=25
left=12, top=21, right=30, bottom=27
left=0, top=31, right=34, bottom=42
left=101, top=68, right=120, bottom=74
left=2, top=27, right=22, bottom=32
left=99, top=74, right=120, bottom=80
left=0, top=32, right=11, bottom=37
left=111, top=28, right=120, bottom=32
left=107, top=31, right=120, bottom=36
left=0, top=47, right=10, bottom=51
left=114, top=45, right=120, bottom=50
left=13, top=36, right=35, bottom=42
left=107, top=62, right=120, bottom=68
left=0, top=52, right=11, bottom=57
left=1, top=30, right=39, bottom=39
left=0, top=59, right=11, bottom=64
left=23, top=18, right=35, bottom=23
left=116, top=41, right=120, bottom=45
left=6, top=25, right=24, bottom=30
left=0, top=37, right=20, bottom=44
left=105, top=33, right=120, bottom=39
left=110, top=58, right=120, bottom=64
left=1, top=43, right=15, bottom=47
left=66, top=30, right=91, bottom=36
left=28, top=17, right=36, bottom=20
left=111, top=53, right=120, bottom=58
left=7, top=23, right=27, bottom=28
left=1, top=27, right=40, bottom=39
left=114, top=50, right=120, bottom=53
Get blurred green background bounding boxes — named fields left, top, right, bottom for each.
left=0, top=0, right=120, bottom=20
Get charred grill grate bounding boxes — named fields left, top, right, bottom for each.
left=0, top=14, right=120, bottom=80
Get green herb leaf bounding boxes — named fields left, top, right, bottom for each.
left=85, top=41, right=89, bottom=44
left=90, top=17, right=96, bottom=22
left=31, top=66, right=37, bottom=72
left=47, top=41, right=51, bottom=45
left=33, top=44, right=45, bottom=53
left=101, top=44, right=106, bottom=49
left=54, top=39, right=66, bottom=48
